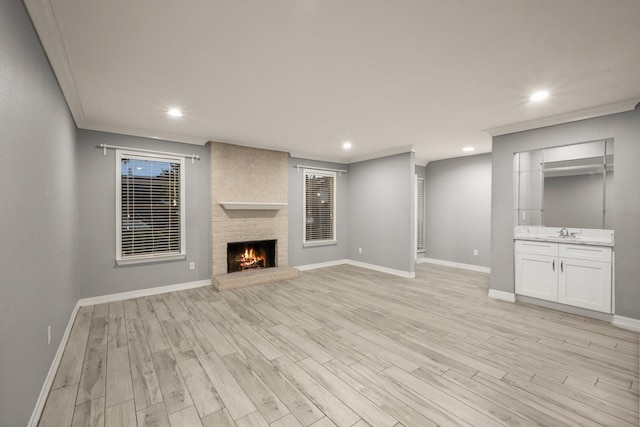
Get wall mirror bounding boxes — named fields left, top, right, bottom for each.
left=514, top=139, right=614, bottom=229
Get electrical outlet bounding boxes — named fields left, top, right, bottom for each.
left=473, top=249, right=479, bottom=256
left=189, top=262, right=195, bottom=270
left=358, top=247, right=362, bottom=254
left=522, top=211, right=526, bottom=220
left=47, top=325, right=51, bottom=345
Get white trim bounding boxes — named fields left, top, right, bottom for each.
left=488, top=289, right=517, bottom=303
left=417, top=257, right=491, bottom=274
left=295, top=259, right=349, bottom=271
left=116, top=150, right=186, bottom=264
left=84, top=121, right=207, bottom=146
left=220, top=202, right=287, bottom=211
left=483, top=99, right=639, bottom=137
left=346, top=260, right=415, bottom=278
left=23, top=0, right=86, bottom=126
left=78, top=279, right=211, bottom=307
left=115, top=254, right=187, bottom=266
left=612, top=315, right=640, bottom=333
left=295, top=258, right=415, bottom=278
left=289, top=145, right=414, bottom=165
left=302, top=240, right=338, bottom=248
left=345, top=145, right=415, bottom=164
left=29, top=278, right=210, bottom=425
left=303, top=169, right=337, bottom=245
left=28, top=301, right=81, bottom=427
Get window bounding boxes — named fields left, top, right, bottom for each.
left=303, top=169, right=336, bottom=246
left=116, top=150, right=185, bottom=264
left=417, top=176, right=425, bottom=251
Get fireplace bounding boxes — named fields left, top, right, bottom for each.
left=227, top=240, right=277, bottom=273
left=211, top=142, right=298, bottom=290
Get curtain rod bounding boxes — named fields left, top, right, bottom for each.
left=98, top=143, right=201, bottom=163
left=294, top=164, right=348, bottom=174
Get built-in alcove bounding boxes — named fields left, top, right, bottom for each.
left=515, top=139, right=614, bottom=229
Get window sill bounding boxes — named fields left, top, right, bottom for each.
left=116, top=253, right=186, bottom=266
left=303, top=240, right=337, bottom=248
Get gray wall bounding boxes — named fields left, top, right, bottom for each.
left=491, top=108, right=640, bottom=319
left=424, top=154, right=492, bottom=267
left=288, top=157, right=349, bottom=266
left=0, top=1, right=80, bottom=425
left=76, top=131, right=211, bottom=298
left=348, top=153, right=416, bottom=273
left=288, top=153, right=416, bottom=274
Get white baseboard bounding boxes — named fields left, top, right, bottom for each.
left=346, top=260, right=415, bottom=279
left=28, top=301, right=81, bottom=427
left=30, top=278, right=211, bottom=425
left=488, top=289, right=517, bottom=303
left=295, top=259, right=349, bottom=271
left=78, top=279, right=212, bottom=307
left=417, top=257, right=491, bottom=274
left=295, top=258, right=415, bottom=278
left=612, top=315, right=640, bottom=332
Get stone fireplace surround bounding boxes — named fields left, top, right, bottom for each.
left=210, top=142, right=298, bottom=290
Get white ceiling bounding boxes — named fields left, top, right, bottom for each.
left=25, top=0, right=640, bottom=165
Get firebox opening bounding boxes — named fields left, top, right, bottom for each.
left=227, top=239, right=276, bottom=273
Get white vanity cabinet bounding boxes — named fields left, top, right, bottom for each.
left=515, top=241, right=559, bottom=302
left=515, top=240, right=612, bottom=313
left=557, top=244, right=612, bottom=313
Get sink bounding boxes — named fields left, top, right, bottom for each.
left=522, top=234, right=612, bottom=246
left=513, top=226, right=614, bottom=247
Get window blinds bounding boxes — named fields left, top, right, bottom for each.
left=304, top=171, right=336, bottom=243
left=417, top=177, right=425, bottom=251
left=119, top=155, right=182, bottom=259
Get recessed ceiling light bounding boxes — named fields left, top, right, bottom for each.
left=342, top=141, right=352, bottom=150
left=167, top=108, right=183, bottom=117
left=462, top=147, right=474, bottom=152
left=529, top=90, right=549, bottom=102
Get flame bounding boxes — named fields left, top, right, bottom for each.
left=238, top=246, right=266, bottom=269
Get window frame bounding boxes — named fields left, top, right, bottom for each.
left=115, top=149, right=186, bottom=265
left=302, top=169, right=337, bottom=247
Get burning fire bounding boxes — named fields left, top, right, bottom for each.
left=238, top=247, right=266, bottom=270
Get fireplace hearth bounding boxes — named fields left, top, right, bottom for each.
left=211, top=142, right=298, bottom=290
left=227, top=240, right=276, bottom=273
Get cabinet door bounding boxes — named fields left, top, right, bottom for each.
left=558, top=258, right=612, bottom=313
left=515, top=253, right=558, bottom=302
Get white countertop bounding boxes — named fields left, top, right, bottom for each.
left=514, top=226, right=614, bottom=247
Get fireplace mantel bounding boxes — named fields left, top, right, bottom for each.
left=219, top=202, right=287, bottom=211
left=211, top=142, right=291, bottom=284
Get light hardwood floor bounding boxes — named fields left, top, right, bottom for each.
left=39, top=263, right=640, bottom=426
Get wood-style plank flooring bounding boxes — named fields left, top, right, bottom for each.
left=39, top=263, right=640, bottom=426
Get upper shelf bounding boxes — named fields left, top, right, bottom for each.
left=542, top=163, right=613, bottom=178
left=219, top=202, right=287, bottom=211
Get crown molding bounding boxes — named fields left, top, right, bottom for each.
left=484, top=99, right=640, bottom=137
left=80, top=121, right=208, bottom=145
left=24, top=0, right=85, bottom=126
